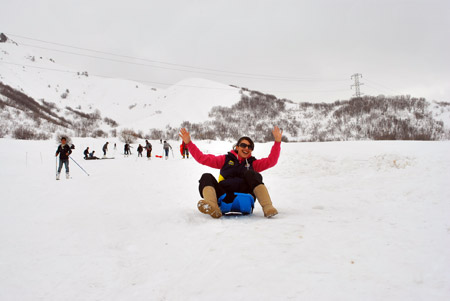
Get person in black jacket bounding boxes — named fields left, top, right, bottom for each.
left=137, top=144, right=143, bottom=157
left=102, top=142, right=109, bottom=157
left=83, top=147, right=89, bottom=159
left=55, top=137, right=72, bottom=180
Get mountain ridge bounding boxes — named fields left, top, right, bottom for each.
left=1, top=33, right=449, bottom=141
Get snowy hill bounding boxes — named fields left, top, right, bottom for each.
left=0, top=34, right=241, bottom=136
left=1, top=32, right=450, bottom=142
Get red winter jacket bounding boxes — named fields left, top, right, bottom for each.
left=186, top=141, right=281, bottom=173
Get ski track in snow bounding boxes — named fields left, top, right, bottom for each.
left=0, top=138, right=450, bottom=301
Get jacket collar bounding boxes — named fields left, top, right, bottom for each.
left=230, top=150, right=253, bottom=163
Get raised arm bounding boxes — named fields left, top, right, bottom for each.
left=179, top=128, right=225, bottom=169
left=252, top=126, right=283, bottom=172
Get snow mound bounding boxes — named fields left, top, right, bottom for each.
left=370, top=153, right=416, bottom=170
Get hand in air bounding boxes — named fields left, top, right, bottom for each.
left=272, top=126, right=283, bottom=142
left=179, top=128, right=191, bottom=144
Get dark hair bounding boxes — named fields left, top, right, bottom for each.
left=235, top=136, right=254, bottom=150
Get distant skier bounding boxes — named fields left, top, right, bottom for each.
left=145, top=140, right=152, bottom=159
left=178, top=126, right=282, bottom=218
left=83, top=147, right=90, bottom=159
left=55, top=137, right=72, bottom=180
left=137, top=144, right=143, bottom=157
left=181, top=141, right=189, bottom=159
left=102, top=142, right=109, bottom=157
left=163, top=141, right=172, bottom=160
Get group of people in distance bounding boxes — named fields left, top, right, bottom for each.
left=80, top=139, right=187, bottom=161
left=82, top=142, right=110, bottom=160
left=124, top=139, right=153, bottom=158
left=56, top=125, right=282, bottom=218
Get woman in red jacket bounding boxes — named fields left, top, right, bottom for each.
left=179, top=126, right=282, bottom=218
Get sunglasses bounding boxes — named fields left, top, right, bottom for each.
left=239, top=142, right=254, bottom=150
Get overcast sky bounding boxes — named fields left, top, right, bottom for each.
left=1, top=0, right=449, bottom=103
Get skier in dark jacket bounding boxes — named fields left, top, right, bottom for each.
left=55, top=137, right=72, bottom=180
left=179, top=126, right=282, bottom=218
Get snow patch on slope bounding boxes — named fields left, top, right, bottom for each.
left=127, top=78, right=241, bottom=129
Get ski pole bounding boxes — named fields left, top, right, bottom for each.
left=70, top=156, right=90, bottom=176
left=171, top=148, right=174, bottom=158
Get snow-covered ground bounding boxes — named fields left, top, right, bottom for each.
left=0, top=138, right=449, bottom=301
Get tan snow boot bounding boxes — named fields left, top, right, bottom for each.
left=197, top=186, right=222, bottom=218
left=254, top=184, right=278, bottom=218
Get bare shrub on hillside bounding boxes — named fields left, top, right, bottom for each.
left=91, top=129, right=108, bottom=138
left=147, top=129, right=163, bottom=140
left=119, top=128, right=139, bottom=144
left=104, top=117, right=119, bottom=127
left=12, top=126, right=38, bottom=140
left=0, top=124, right=8, bottom=137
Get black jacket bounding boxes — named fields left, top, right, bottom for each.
left=56, top=144, right=72, bottom=160
left=219, top=152, right=256, bottom=192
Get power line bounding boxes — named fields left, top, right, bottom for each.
left=0, top=61, right=232, bottom=90
left=7, top=33, right=348, bottom=82
left=0, top=60, right=351, bottom=94
left=20, top=42, right=330, bottom=82
left=364, top=78, right=402, bottom=95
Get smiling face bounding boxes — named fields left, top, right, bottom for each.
left=236, top=139, right=253, bottom=159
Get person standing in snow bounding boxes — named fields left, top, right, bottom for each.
left=181, top=141, right=189, bottom=159
left=55, top=137, right=72, bottom=180
left=163, top=141, right=172, bottom=160
left=83, top=147, right=89, bottom=159
left=145, top=140, right=152, bottom=159
left=179, top=126, right=282, bottom=218
left=137, top=144, right=143, bottom=157
left=102, top=142, right=109, bottom=157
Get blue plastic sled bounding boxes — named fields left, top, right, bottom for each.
left=218, top=192, right=255, bottom=215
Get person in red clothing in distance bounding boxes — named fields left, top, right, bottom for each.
left=179, top=126, right=283, bottom=218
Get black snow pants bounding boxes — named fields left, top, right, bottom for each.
left=198, top=170, right=264, bottom=202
